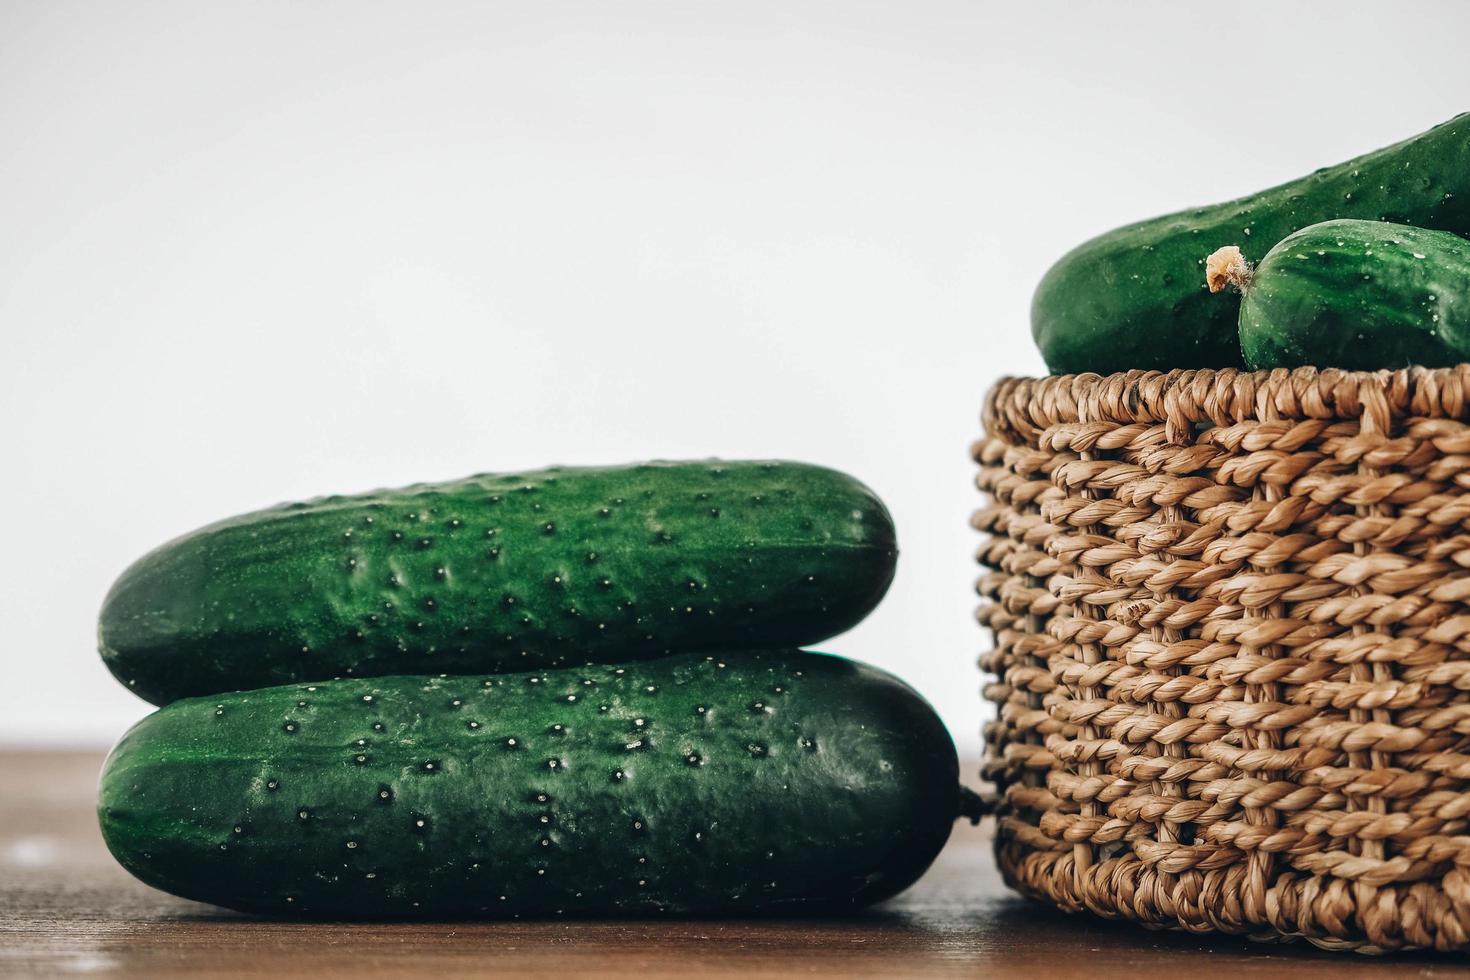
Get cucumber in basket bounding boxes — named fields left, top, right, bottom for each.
left=1206, top=218, right=1470, bottom=369
left=98, top=650, right=961, bottom=916
left=99, top=460, right=897, bottom=705
left=1032, top=111, right=1470, bottom=374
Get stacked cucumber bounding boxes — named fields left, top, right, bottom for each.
left=1032, top=112, right=1470, bottom=373
left=97, top=460, right=965, bottom=916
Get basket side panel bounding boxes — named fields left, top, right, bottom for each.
left=976, top=369, right=1470, bottom=953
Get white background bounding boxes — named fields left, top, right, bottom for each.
left=3, top=1, right=1469, bottom=756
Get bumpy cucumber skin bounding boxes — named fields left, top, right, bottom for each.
left=1240, top=219, right=1470, bottom=370
left=98, top=651, right=959, bottom=917
left=1033, top=112, right=1470, bottom=374
left=99, top=461, right=897, bottom=706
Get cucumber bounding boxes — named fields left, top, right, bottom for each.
left=1033, top=112, right=1470, bottom=374
left=1207, top=219, right=1470, bottom=369
left=100, top=460, right=897, bottom=706
left=98, top=650, right=960, bottom=916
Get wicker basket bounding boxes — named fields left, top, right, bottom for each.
left=974, top=366, right=1470, bottom=953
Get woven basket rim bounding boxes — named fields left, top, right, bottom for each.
left=985, top=364, right=1470, bottom=444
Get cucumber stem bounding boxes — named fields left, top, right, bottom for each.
left=957, top=785, right=993, bottom=825
left=1206, top=245, right=1253, bottom=294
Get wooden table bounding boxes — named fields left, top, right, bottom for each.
left=2, top=750, right=1463, bottom=978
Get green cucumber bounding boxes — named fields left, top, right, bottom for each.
left=100, top=460, right=897, bottom=706
left=1207, top=219, right=1470, bottom=369
left=98, top=650, right=960, bottom=916
left=1033, top=112, right=1470, bottom=374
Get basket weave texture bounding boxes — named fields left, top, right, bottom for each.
left=974, top=366, right=1470, bottom=953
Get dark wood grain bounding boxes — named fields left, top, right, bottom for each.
left=0, top=750, right=1461, bottom=978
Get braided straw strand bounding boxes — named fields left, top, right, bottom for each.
left=975, top=366, right=1470, bottom=953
